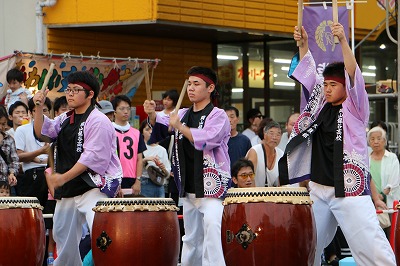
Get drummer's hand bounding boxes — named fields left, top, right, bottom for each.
left=143, top=100, right=156, bottom=115
left=169, top=111, right=182, bottom=130
left=32, top=89, right=49, bottom=106
left=46, top=173, right=64, bottom=191
left=132, top=179, right=141, bottom=195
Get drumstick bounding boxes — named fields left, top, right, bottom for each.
left=297, top=0, right=303, bottom=47
left=175, top=79, right=189, bottom=111
left=35, top=63, right=55, bottom=106
left=332, top=0, right=339, bottom=44
left=168, top=79, right=188, bottom=132
left=144, top=61, right=151, bottom=100
left=46, top=145, right=56, bottom=198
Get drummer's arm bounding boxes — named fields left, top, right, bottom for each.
left=47, top=162, right=88, bottom=190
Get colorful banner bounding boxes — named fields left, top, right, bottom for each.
left=0, top=52, right=157, bottom=101
left=303, top=6, right=349, bottom=76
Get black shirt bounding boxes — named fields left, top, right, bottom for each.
left=183, top=109, right=204, bottom=194
left=311, top=103, right=342, bottom=186
left=55, top=113, right=94, bottom=198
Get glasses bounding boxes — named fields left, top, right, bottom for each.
left=65, top=88, right=86, bottom=95
left=116, top=107, right=131, bottom=111
left=237, top=173, right=255, bottom=180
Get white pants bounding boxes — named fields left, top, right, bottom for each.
left=53, top=188, right=105, bottom=266
left=181, top=194, right=226, bottom=266
left=309, top=181, right=396, bottom=266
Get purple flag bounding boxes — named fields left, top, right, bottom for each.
left=303, top=6, right=349, bottom=76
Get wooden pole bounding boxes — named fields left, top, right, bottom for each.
left=332, top=0, right=339, bottom=44
left=144, top=61, right=151, bottom=100
left=297, top=0, right=303, bottom=47
left=175, top=79, right=189, bottom=110
left=35, top=62, right=55, bottom=105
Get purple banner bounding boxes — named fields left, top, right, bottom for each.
left=303, top=6, right=349, bottom=76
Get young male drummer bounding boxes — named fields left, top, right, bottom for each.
left=33, top=71, right=122, bottom=266
left=144, top=66, right=231, bottom=266
left=278, top=24, right=395, bottom=265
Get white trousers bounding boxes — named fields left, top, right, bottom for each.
left=181, top=194, right=226, bottom=266
left=309, top=181, right=396, bottom=266
left=53, top=188, right=105, bottom=266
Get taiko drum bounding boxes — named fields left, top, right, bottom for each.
left=221, top=187, right=316, bottom=266
left=0, top=197, right=46, bottom=266
left=92, top=197, right=180, bottom=266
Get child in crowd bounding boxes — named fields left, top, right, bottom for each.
left=5, top=68, right=32, bottom=110
left=0, top=105, right=19, bottom=187
left=0, top=181, right=11, bottom=197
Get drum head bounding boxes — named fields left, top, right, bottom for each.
left=0, top=197, right=43, bottom=209
left=93, top=197, right=180, bottom=212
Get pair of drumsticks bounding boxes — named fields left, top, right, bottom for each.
left=297, top=0, right=340, bottom=47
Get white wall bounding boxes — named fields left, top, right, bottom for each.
left=0, top=0, right=38, bottom=56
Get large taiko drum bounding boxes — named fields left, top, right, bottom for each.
left=222, top=187, right=316, bottom=266
left=92, top=197, right=180, bottom=266
left=0, top=197, right=46, bottom=266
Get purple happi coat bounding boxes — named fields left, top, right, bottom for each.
left=157, top=106, right=231, bottom=198
left=279, top=50, right=371, bottom=197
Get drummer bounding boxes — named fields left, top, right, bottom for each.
left=279, top=24, right=395, bottom=265
left=144, top=66, right=230, bottom=266
left=33, top=71, right=122, bottom=266
left=231, top=158, right=255, bottom=188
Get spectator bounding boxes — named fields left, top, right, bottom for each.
left=7, top=101, right=29, bottom=138
left=242, top=108, right=263, bottom=140
left=231, top=158, right=255, bottom=188
left=53, top=96, right=70, bottom=117
left=277, top=112, right=300, bottom=151
left=224, top=106, right=251, bottom=168
left=5, top=68, right=32, bottom=110
left=97, top=100, right=114, bottom=122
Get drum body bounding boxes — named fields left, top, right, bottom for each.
left=222, top=187, right=316, bottom=266
left=92, top=198, right=180, bottom=266
left=0, top=197, right=45, bottom=266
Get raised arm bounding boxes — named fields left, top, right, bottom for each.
left=294, top=26, right=309, bottom=61
left=332, top=23, right=356, bottom=86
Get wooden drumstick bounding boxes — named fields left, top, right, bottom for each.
left=297, top=0, right=303, bottom=47
left=144, top=61, right=151, bottom=100
left=35, top=63, right=55, bottom=106
left=332, top=0, right=339, bottom=44
left=175, top=79, right=188, bottom=111
left=46, top=145, right=56, bottom=198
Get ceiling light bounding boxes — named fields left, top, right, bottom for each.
left=232, top=88, right=243, bottom=93
left=379, top=44, right=386, bottom=49
left=217, top=55, right=239, bottom=60
left=281, top=66, right=289, bottom=71
left=273, top=82, right=295, bottom=87
left=273, top=59, right=291, bottom=64
left=362, top=72, right=376, bottom=77
left=367, top=66, right=376, bottom=70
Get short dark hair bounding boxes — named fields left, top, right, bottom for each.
left=8, top=101, right=28, bottom=116
left=231, top=158, right=254, bottom=178
left=0, top=105, right=7, bottom=120
left=257, top=117, right=274, bottom=140
left=0, top=180, right=10, bottom=191
left=6, top=68, right=24, bottom=83
left=111, top=95, right=131, bottom=110
left=67, top=71, right=100, bottom=106
left=323, top=62, right=345, bottom=80
left=53, top=96, right=68, bottom=113
left=246, top=108, right=262, bottom=122
left=224, top=106, right=239, bottom=117
left=28, top=97, right=52, bottom=113
left=161, top=89, right=179, bottom=106
left=187, top=66, right=218, bottom=98
left=370, top=120, right=388, bottom=132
